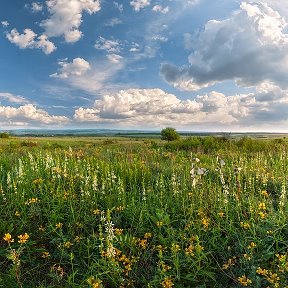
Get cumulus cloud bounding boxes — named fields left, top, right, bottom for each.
left=152, top=5, right=170, bottom=14
left=130, top=0, right=150, bottom=12
left=40, top=0, right=101, bottom=43
left=73, top=85, right=288, bottom=130
left=94, top=36, right=122, bottom=53
left=50, top=58, right=91, bottom=79
left=0, top=93, right=29, bottom=104
left=161, top=1, right=288, bottom=91
left=0, top=104, right=69, bottom=125
left=6, top=28, right=56, bottom=54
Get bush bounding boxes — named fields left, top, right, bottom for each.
left=161, top=127, right=180, bottom=141
left=0, top=132, right=10, bottom=139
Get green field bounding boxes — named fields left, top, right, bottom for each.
left=0, top=136, right=287, bottom=287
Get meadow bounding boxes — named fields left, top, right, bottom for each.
left=0, top=136, right=287, bottom=287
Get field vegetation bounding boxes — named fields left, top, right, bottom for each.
left=0, top=135, right=287, bottom=287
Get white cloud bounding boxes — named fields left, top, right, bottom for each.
left=152, top=5, right=170, bottom=14
left=0, top=93, right=29, bottom=104
left=130, top=0, right=150, bottom=12
left=105, top=18, right=123, bottom=27
left=31, top=2, right=43, bottom=12
left=113, top=1, right=123, bottom=13
left=50, top=58, right=91, bottom=79
left=94, top=36, right=122, bottom=53
left=40, top=0, right=101, bottom=43
left=1, top=21, right=9, bottom=27
left=161, top=1, right=288, bottom=91
left=73, top=85, right=288, bottom=130
left=107, top=54, right=123, bottom=63
left=151, top=35, right=168, bottom=42
left=50, top=57, right=125, bottom=94
left=6, top=28, right=56, bottom=54
left=0, top=104, right=69, bottom=125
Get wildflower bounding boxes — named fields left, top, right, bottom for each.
left=74, top=235, right=83, bottom=243
left=266, top=230, right=273, bottom=235
left=56, top=222, right=63, bottom=229
left=261, top=190, right=269, bottom=197
left=39, top=225, right=45, bottom=232
left=15, top=211, right=21, bottom=217
left=258, top=211, right=266, bottom=219
left=138, top=239, right=148, bottom=249
left=256, top=267, right=268, bottom=276
left=201, top=217, right=210, bottom=229
left=156, top=221, right=163, bottom=227
left=18, top=233, right=29, bottom=244
left=238, top=275, right=252, bottom=286
left=243, top=253, right=251, bottom=260
left=114, top=228, right=123, bottom=236
left=240, top=222, right=251, bottom=229
left=92, top=209, right=100, bottom=215
left=42, top=251, right=51, bottom=258
left=185, top=245, right=195, bottom=256
left=64, top=241, right=73, bottom=248
left=247, top=242, right=257, bottom=249
left=159, top=262, right=171, bottom=272
left=258, top=202, right=266, bottom=210
left=195, top=244, right=204, bottom=253
left=171, top=243, right=180, bottom=253
left=218, top=211, right=225, bottom=218
left=161, top=277, right=174, bottom=288
left=144, top=232, right=152, bottom=239
left=222, top=257, right=237, bottom=270
left=3, top=233, right=14, bottom=243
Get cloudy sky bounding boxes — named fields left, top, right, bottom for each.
left=0, top=0, right=288, bottom=131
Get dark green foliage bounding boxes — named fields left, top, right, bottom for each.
left=160, top=127, right=180, bottom=141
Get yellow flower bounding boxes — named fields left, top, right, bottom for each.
left=222, top=257, right=237, bottom=270
left=87, top=276, right=103, bottom=288
left=42, top=251, right=51, bottom=258
left=258, top=202, right=266, bottom=210
left=240, top=222, right=251, bottom=229
left=161, top=277, right=174, bottom=288
left=144, top=232, right=152, bottom=239
left=238, top=275, right=252, bottom=286
left=247, top=242, right=257, bottom=249
left=56, top=222, right=63, bottom=229
left=114, top=228, right=123, bottom=236
left=261, top=190, right=269, bottom=197
left=92, top=209, right=100, bottom=215
left=3, top=233, right=14, bottom=243
left=171, top=243, right=180, bottom=253
left=185, top=245, right=195, bottom=256
left=138, top=239, right=148, bottom=249
left=256, top=267, right=268, bottom=276
left=201, top=217, right=210, bottom=229
left=64, top=241, right=73, bottom=248
left=156, top=221, right=163, bottom=227
left=18, top=233, right=29, bottom=244
left=15, top=211, right=21, bottom=217
left=218, top=211, right=225, bottom=218
left=258, top=211, right=266, bottom=219
left=38, top=225, right=45, bottom=232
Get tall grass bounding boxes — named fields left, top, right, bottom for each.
left=0, top=139, right=287, bottom=287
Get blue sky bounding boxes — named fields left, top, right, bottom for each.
left=0, top=0, right=288, bottom=131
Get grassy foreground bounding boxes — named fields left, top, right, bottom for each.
left=0, top=137, right=287, bottom=287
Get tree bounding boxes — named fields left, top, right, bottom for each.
left=161, top=127, right=180, bottom=141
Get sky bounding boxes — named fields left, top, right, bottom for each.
left=0, top=0, right=288, bottom=131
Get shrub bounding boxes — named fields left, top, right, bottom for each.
left=160, top=127, right=180, bottom=141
